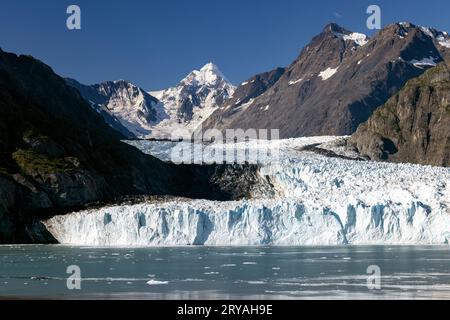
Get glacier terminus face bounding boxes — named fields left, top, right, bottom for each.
left=44, top=137, right=450, bottom=246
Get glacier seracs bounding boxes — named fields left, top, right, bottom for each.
left=44, top=137, right=450, bottom=246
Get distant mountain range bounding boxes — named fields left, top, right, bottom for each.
left=66, top=22, right=450, bottom=143
left=67, top=63, right=235, bottom=139
left=62, top=22, right=450, bottom=168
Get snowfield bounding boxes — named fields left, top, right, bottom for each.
left=44, top=137, right=450, bottom=246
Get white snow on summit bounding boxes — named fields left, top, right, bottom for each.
left=147, top=63, right=235, bottom=139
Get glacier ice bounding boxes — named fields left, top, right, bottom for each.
left=45, top=137, right=450, bottom=246
left=44, top=198, right=450, bottom=246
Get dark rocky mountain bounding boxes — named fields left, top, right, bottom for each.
left=202, top=67, right=285, bottom=131
left=0, top=49, right=180, bottom=242
left=351, top=62, right=450, bottom=167
left=0, top=49, right=259, bottom=243
left=203, top=22, right=450, bottom=138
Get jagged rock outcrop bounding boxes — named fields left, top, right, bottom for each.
left=351, top=63, right=450, bottom=167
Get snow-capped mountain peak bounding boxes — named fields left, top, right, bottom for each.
left=200, top=62, right=223, bottom=74
left=181, top=62, right=229, bottom=88
left=146, top=63, right=235, bottom=139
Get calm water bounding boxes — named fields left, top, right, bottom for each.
left=1, top=245, right=450, bottom=300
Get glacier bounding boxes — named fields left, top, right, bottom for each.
left=44, top=137, right=450, bottom=246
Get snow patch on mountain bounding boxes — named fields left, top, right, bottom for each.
left=319, top=67, right=339, bottom=80
left=288, top=78, right=303, bottom=86
left=409, top=56, right=438, bottom=68
left=342, top=32, right=369, bottom=46
left=419, top=25, right=450, bottom=49
left=334, top=31, right=369, bottom=47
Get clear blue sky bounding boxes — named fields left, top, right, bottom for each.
left=1, top=0, right=450, bottom=90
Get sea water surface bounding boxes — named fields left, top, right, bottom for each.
left=1, top=245, right=450, bottom=299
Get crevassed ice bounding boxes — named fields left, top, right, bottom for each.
left=46, top=137, right=450, bottom=246
left=44, top=199, right=450, bottom=246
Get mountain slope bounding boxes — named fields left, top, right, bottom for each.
left=0, top=49, right=187, bottom=242
left=203, top=22, right=450, bottom=138
left=66, top=78, right=165, bottom=138
left=351, top=62, right=450, bottom=167
left=65, top=78, right=136, bottom=138
left=202, top=67, right=285, bottom=131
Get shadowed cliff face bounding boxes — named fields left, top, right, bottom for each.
left=351, top=63, right=450, bottom=167
left=0, top=49, right=261, bottom=244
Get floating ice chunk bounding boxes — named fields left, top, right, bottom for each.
left=146, top=280, right=169, bottom=285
